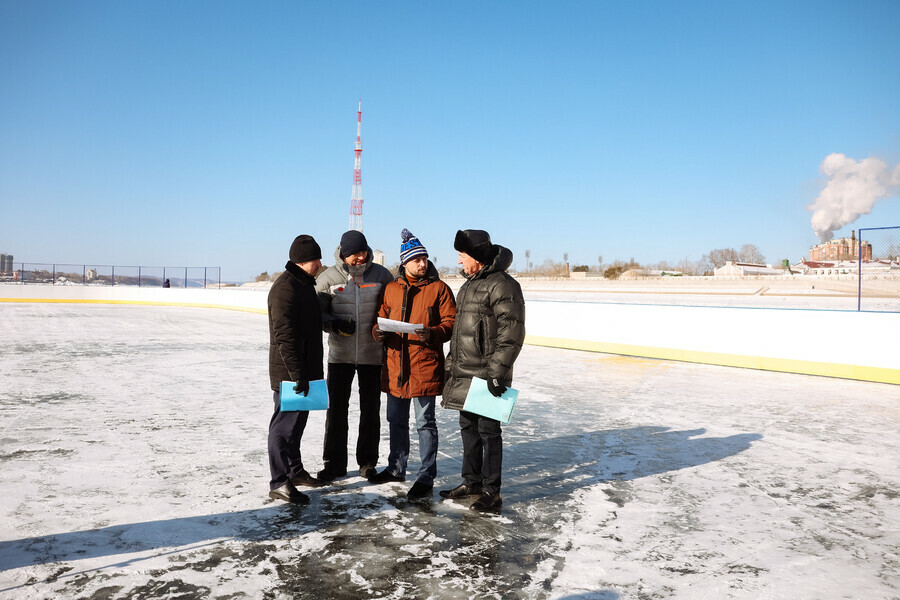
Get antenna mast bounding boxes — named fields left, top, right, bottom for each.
left=349, top=100, right=364, bottom=232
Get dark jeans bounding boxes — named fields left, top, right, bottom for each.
left=267, top=390, right=310, bottom=490
left=459, top=410, right=503, bottom=494
left=386, top=394, right=438, bottom=485
left=323, top=362, right=382, bottom=472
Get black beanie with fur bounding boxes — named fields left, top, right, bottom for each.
left=453, top=229, right=497, bottom=265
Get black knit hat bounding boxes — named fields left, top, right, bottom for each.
left=454, top=229, right=497, bottom=265
left=340, top=230, right=368, bottom=258
left=289, top=234, right=322, bottom=263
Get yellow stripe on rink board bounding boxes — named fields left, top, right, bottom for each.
left=0, top=297, right=268, bottom=315
left=525, top=335, right=900, bottom=386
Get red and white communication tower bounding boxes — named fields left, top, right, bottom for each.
left=349, top=100, right=364, bottom=232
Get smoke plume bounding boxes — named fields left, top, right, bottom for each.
left=808, top=153, right=900, bottom=242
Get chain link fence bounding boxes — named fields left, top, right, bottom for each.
left=0, top=264, right=221, bottom=288
left=858, top=226, right=900, bottom=312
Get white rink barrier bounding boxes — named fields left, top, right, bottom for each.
left=2, top=285, right=897, bottom=385
left=526, top=300, right=898, bottom=386
left=0, top=284, right=269, bottom=314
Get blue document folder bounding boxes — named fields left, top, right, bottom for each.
left=462, top=377, right=518, bottom=424
left=279, top=380, right=329, bottom=411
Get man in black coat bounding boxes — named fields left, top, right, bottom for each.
left=439, top=229, right=525, bottom=512
left=267, top=234, right=327, bottom=504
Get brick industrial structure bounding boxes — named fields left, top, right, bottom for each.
left=809, top=231, right=872, bottom=262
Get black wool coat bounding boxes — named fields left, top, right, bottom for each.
left=268, top=261, right=325, bottom=391
left=442, top=245, right=526, bottom=410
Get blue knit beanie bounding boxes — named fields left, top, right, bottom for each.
left=400, top=229, right=428, bottom=265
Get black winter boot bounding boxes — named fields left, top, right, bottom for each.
left=268, top=482, right=310, bottom=504
left=469, top=492, right=502, bottom=512
left=439, top=482, right=483, bottom=499
left=407, top=481, right=433, bottom=499
left=291, top=471, right=327, bottom=488
left=368, top=468, right=405, bottom=484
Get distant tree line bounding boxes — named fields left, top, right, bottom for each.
left=257, top=243, right=783, bottom=282
left=514, top=243, right=773, bottom=279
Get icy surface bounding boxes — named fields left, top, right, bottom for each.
left=0, top=303, right=898, bottom=599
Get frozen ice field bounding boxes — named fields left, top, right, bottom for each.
left=0, top=302, right=898, bottom=599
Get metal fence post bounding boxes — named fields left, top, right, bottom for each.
left=184, top=268, right=187, bottom=289
left=53, top=264, right=56, bottom=285
left=112, top=266, right=115, bottom=286
left=858, top=234, right=862, bottom=312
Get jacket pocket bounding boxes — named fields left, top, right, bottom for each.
left=475, top=318, right=485, bottom=356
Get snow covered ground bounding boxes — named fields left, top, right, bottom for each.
left=0, top=302, right=898, bottom=599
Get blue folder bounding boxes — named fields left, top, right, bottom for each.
left=462, top=377, right=519, bottom=424
left=279, top=380, right=329, bottom=411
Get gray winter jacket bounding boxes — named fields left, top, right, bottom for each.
left=316, top=244, right=394, bottom=365
left=442, top=245, right=526, bottom=410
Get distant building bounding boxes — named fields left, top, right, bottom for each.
left=809, top=231, right=872, bottom=261
left=791, top=259, right=898, bottom=276
left=714, top=261, right=783, bottom=277
left=0, top=253, right=13, bottom=273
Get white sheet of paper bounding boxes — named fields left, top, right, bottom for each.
left=377, top=317, right=423, bottom=334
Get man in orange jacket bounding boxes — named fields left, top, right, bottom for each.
left=369, top=229, right=457, bottom=499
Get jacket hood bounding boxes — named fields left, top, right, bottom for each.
left=332, top=244, right=375, bottom=276
left=488, top=246, right=513, bottom=274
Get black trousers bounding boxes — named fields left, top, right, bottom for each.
left=322, top=362, right=382, bottom=472
left=459, top=410, right=503, bottom=494
left=267, top=390, right=310, bottom=490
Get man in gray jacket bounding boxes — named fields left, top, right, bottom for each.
left=316, top=230, right=394, bottom=482
left=439, top=229, right=525, bottom=512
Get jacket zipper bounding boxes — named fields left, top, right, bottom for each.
left=355, top=280, right=360, bottom=363
left=398, top=281, right=410, bottom=389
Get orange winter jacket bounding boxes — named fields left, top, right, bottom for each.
left=375, top=262, right=456, bottom=398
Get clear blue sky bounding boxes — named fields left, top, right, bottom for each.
left=2, top=1, right=899, bottom=281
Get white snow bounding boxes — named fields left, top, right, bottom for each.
left=0, top=301, right=897, bottom=599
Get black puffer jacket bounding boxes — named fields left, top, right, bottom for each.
left=268, top=261, right=325, bottom=391
left=442, top=245, right=525, bottom=410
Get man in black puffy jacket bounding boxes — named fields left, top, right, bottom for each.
left=440, top=229, right=525, bottom=512
left=267, top=234, right=327, bottom=504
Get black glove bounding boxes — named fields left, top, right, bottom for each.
left=487, top=377, right=506, bottom=398
left=333, top=319, right=356, bottom=336
left=372, top=325, right=386, bottom=342
left=293, top=379, right=309, bottom=397
left=414, top=327, right=433, bottom=344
